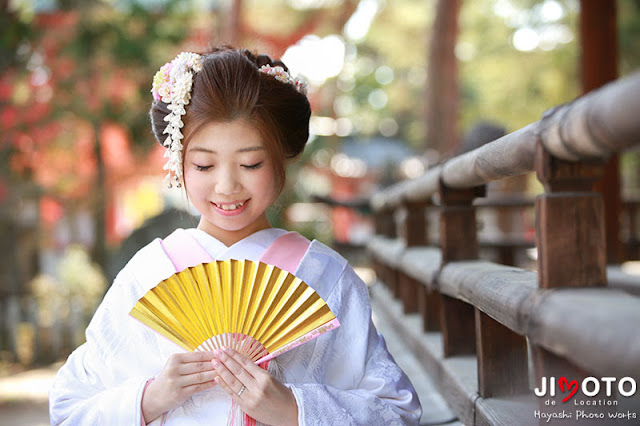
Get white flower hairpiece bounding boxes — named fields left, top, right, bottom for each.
left=259, top=65, right=308, bottom=95
left=151, top=52, right=203, bottom=188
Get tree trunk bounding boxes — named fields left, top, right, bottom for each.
left=225, top=0, right=243, bottom=46
left=92, top=119, right=107, bottom=274
left=424, top=0, right=462, bottom=156
left=580, top=0, right=621, bottom=264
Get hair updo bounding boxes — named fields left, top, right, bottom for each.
left=149, top=46, right=311, bottom=194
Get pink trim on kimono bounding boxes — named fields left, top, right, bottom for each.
left=141, top=379, right=167, bottom=426
left=160, top=230, right=214, bottom=271
left=258, top=231, right=310, bottom=274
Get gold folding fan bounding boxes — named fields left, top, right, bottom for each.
left=130, top=259, right=340, bottom=363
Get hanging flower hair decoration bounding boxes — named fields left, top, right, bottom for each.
left=151, top=52, right=203, bottom=188
left=259, top=65, right=308, bottom=95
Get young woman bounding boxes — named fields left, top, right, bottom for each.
left=49, top=46, right=422, bottom=425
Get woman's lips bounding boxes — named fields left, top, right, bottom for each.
left=211, top=199, right=249, bottom=216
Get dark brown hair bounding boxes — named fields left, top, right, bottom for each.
left=150, top=46, right=311, bottom=195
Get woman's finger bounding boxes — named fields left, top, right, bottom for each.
left=221, top=347, right=267, bottom=376
left=174, top=351, right=215, bottom=364
left=214, top=376, right=237, bottom=398
left=184, top=378, right=218, bottom=395
left=178, top=359, right=216, bottom=375
left=211, top=358, right=246, bottom=395
left=213, top=349, right=257, bottom=384
left=179, top=369, right=218, bottom=387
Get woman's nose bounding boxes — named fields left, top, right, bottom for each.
left=214, top=169, right=241, bottom=195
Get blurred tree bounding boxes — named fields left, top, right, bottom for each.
left=425, top=0, right=462, bottom=155
left=619, top=0, right=640, bottom=199
left=1, top=1, right=198, bottom=272
left=60, top=2, right=193, bottom=269
left=239, top=0, right=357, bottom=59
left=326, top=0, right=583, bottom=157
left=225, top=0, right=244, bottom=46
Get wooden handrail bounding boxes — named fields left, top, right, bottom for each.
left=366, top=68, right=640, bottom=423
left=526, top=288, right=640, bottom=378
left=372, top=71, right=640, bottom=212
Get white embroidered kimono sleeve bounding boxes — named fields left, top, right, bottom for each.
left=286, top=252, right=422, bottom=426
left=49, top=266, right=158, bottom=425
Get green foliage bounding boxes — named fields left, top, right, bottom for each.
left=458, top=0, right=580, bottom=133
left=619, top=0, right=640, bottom=74
left=0, top=12, right=37, bottom=71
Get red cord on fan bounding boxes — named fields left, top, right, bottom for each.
left=240, top=360, right=269, bottom=426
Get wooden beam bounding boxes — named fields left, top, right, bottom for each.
left=438, top=261, right=536, bottom=334
left=438, top=183, right=484, bottom=356
left=417, top=284, right=441, bottom=332
left=535, top=143, right=606, bottom=288
left=400, top=273, right=419, bottom=314
left=475, top=308, right=528, bottom=398
left=398, top=201, right=427, bottom=247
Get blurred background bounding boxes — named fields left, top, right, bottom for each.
left=1, top=0, right=639, bottom=424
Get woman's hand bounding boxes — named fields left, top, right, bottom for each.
left=212, top=347, right=299, bottom=426
left=142, top=351, right=218, bottom=423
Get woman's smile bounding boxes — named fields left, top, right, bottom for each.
left=211, top=199, right=249, bottom=216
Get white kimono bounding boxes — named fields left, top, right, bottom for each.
left=49, top=228, right=422, bottom=425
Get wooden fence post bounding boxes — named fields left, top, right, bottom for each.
left=475, top=307, right=529, bottom=397
left=398, top=202, right=428, bottom=314
left=419, top=284, right=441, bottom=332
left=439, top=183, right=484, bottom=356
left=532, top=141, right=612, bottom=416
left=439, top=183, right=530, bottom=396
left=534, top=142, right=606, bottom=289
left=375, top=208, right=398, bottom=294
left=383, top=208, right=400, bottom=296
left=372, top=211, right=387, bottom=291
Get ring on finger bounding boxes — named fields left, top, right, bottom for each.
left=237, top=385, right=246, bottom=396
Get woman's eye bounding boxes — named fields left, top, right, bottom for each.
left=195, top=165, right=213, bottom=171
left=242, top=162, right=263, bottom=170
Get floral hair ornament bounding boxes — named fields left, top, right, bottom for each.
left=151, top=52, right=203, bottom=188
left=259, top=65, right=308, bottom=95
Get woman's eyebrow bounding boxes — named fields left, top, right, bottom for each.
left=187, top=146, right=215, bottom=153
left=186, top=146, right=265, bottom=153
left=236, top=146, right=265, bottom=153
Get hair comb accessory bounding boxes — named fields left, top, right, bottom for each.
left=259, top=65, right=308, bottom=95
left=151, top=52, right=203, bottom=188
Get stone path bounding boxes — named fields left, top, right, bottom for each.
left=0, top=364, right=57, bottom=425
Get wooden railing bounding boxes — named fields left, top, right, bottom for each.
left=368, top=71, right=640, bottom=425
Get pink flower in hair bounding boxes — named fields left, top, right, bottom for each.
left=152, top=62, right=173, bottom=101
left=259, top=65, right=308, bottom=95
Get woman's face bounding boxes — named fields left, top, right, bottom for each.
left=183, top=120, right=278, bottom=246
